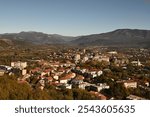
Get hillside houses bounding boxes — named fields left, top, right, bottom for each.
left=0, top=64, right=26, bottom=76
left=85, top=83, right=110, bottom=92
left=1, top=46, right=150, bottom=100
left=71, top=75, right=84, bottom=85
left=78, top=82, right=110, bottom=92
left=93, top=55, right=110, bottom=63
left=117, top=80, right=137, bottom=89
left=124, top=80, right=137, bottom=88
left=59, top=72, right=76, bottom=84
left=73, top=67, right=103, bottom=78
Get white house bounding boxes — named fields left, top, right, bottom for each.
left=97, top=70, right=103, bottom=76
left=90, top=83, right=110, bottom=92
left=22, top=69, right=27, bottom=75
left=65, top=84, right=72, bottom=89
left=53, top=75, right=59, bottom=80
left=79, top=82, right=91, bottom=90
left=60, top=78, right=68, bottom=84
left=124, top=81, right=137, bottom=88
left=99, top=56, right=110, bottom=62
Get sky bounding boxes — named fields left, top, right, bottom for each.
left=0, top=0, right=150, bottom=36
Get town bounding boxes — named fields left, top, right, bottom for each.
left=0, top=46, right=150, bottom=100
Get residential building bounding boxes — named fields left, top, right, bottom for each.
left=11, top=61, right=27, bottom=70
left=74, top=54, right=81, bottom=61
left=22, top=69, right=27, bottom=75
left=131, top=59, right=142, bottom=66
left=123, top=80, right=137, bottom=88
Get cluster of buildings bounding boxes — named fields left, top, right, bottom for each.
left=27, top=60, right=110, bottom=94
left=0, top=47, right=150, bottom=100
left=0, top=65, right=12, bottom=76
left=0, top=61, right=27, bottom=76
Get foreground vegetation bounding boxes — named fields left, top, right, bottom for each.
left=0, top=75, right=98, bottom=100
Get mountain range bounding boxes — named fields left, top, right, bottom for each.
left=0, top=29, right=150, bottom=48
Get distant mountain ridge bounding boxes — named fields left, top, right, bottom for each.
left=0, top=29, right=150, bottom=47
left=0, top=31, right=75, bottom=45
left=71, top=29, right=150, bottom=47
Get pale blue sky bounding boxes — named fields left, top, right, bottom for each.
left=0, top=0, right=150, bottom=36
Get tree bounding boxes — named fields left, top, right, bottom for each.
left=0, top=75, right=32, bottom=100
left=110, top=83, right=128, bottom=99
left=72, top=89, right=97, bottom=100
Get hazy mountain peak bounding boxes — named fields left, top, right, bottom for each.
left=71, top=29, right=150, bottom=47
left=0, top=29, right=150, bottom=47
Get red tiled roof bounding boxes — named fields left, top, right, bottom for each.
left=58, top=68, right=65, bottom=72
left=30, top=67, right=41, bottom=72
left=44, top=69, right=52, bottom=73
left=75, top=75, right=84, bottom=80
left=59, top=73, right=75, bottom=80
left=90, top=91, right=107, bottom=100
left=46, top=77, right=53, bottom=81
